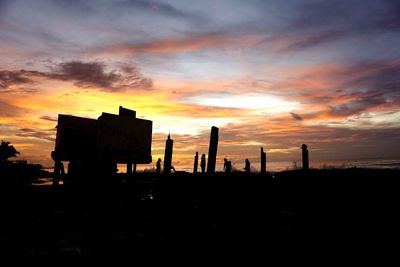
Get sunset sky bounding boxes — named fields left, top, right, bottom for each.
left=1, top=0, right=400, bottom=171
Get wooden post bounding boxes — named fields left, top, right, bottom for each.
left=163, top=134, right=173, bottom=175
left=127, top=163, right=132, bottom=174
left=193, top=152, right=199, bottom=173
left=207, top=126, right=219, bottom=173
left=261, top=147, right=266, bottom=175
left=301, top=144, right=309, bottom=170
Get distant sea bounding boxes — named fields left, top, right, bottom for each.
left=134, top=157, right=400, bottom=173
left=266, top=158, right=400, bottom=172
left=33, top=158, right=400, bottom=186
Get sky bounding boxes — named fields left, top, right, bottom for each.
left=1, top=0, right=400, bottom=171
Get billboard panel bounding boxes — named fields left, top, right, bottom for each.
left=96, top=115, right=152, bottom=163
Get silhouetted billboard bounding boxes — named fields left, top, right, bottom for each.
left=54, top=106, right=152, bottom=164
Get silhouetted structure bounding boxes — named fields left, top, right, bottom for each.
left=156, top=158, right=162, bottom=174
left=200, top=154, right=206, bottom=173
left=301, top=144, right=309, bottom=170
left=193, top=152, right=199, bottom=173
left=244, top=158, right=251, bottom=173
left=207, top=126, right=219, bottom=173
left=52, top=106, right=152, bottom=184
left=163, top=134, right=173, bottom=175
left=51, top=150, right=64, bottom=186
left=224, top=158, right=232, bottom=173
left=261, top=147, right=267, bottom=174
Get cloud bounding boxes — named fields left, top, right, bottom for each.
left=326, top=60, right=400, bottom=116
left=279, top=31, right=346, bottom=52
left=290, top=0, right=400, bottom=33
left=257, top=59, right=400, bottom=120
left=115, top=0, right=196, bottom=19
left=39, top=115, right=58, bottom=122
left=345, top=61, right=400, bottom=95
left=328, top=97, right=386, bottom=116
left=0, top=61, right=153, bottom=92
left=249, top=0, right=400, bottom=53
left=93, top=33, right=264, bottom=55
left=290, top=112, right=303, bottom=121
left=0, top=70, right=34, bottom=89
left=48, top=61, right=152, bottom=91
left=16, top=128, right=55, bottom=142
left=0, top=101, right=26, bottom=117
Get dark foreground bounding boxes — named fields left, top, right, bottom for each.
left=1, top=169, right=399, bottom=265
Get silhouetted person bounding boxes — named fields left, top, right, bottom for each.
left=224, top=158, right=232, bottom=173
left=244, top=158, right=250, bottom=173
left=200, top=154, right=206, bottom=173
left=301, top=144, right=309, bottom=170
left=156, top=158, right=162, bottom=174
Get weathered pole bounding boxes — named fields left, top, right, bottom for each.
left=127, top=163, right=133, bottom=174
left=207, top=126, right=219, bottom=173
left=261, top=147, right=266, bottom=175
left=163, top=134, right=173, bottom=175
left=193, top=152, right=199, bottom=173
left=301, top=144, right=309, bottom=170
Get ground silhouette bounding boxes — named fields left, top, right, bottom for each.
left=1, top=168, right=399, bottom=265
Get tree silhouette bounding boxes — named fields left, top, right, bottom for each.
left=0, top=141, right=20, bottom=163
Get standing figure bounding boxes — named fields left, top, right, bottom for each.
left=244, top=158, right=250, bottom=174
left=224, top=158, right=232, bottom=173
left=200, top=154, right=206, bottom=173
left=156, top=158, right=162, bottom=174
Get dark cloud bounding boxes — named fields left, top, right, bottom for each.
left=48, top=61, right=153, bottom=91
left=329, top=97, right=387, bottom=116
left=329, top=61, right=400, bottom=116
left=290, top=112, right=303, bottom=121
left=39, top=116, right=58, bottom=122
left=347, top=62, right=400, bottom=95
left=49, top=61, right=118, bottom=88
left=16, top=128, right=55, bottom=142
left=0, top=61, right=152, bottom=92
left=0, top=70, right=34, bottom=89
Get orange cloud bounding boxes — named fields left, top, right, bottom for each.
left=93, top=33, right=266, bottom=55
